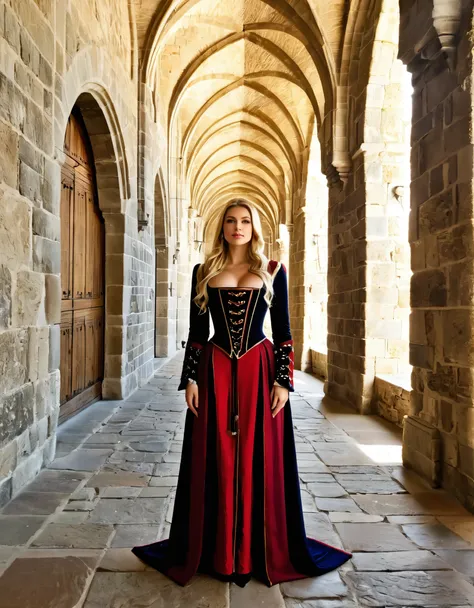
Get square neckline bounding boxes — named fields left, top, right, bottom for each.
left=207, top=285, right=263, bottom=290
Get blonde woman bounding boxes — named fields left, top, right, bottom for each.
left=133, top=200, right=351, bottom=587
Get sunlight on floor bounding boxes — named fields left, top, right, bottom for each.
left=357, top=444, right=403, bottom=464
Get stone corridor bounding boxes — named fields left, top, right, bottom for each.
left=0, top=356, right=473, bottom=608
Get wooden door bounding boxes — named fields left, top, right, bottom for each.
left=59, top=110, right=105, bottom=423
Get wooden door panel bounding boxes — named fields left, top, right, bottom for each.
left=97, top=314, right=104, bottom=381
left=86, top=187, right=95, bottom=300
left=60, top=108, right=105, bottom=422
left=60, top=310, right=73, bottom=404
left=60, top=174, right=73, bottom=304
left=73, top=182, right=86, bottom=301
left=83, top=309, right=104, bottom=387
left=72, top=313, right=86, bottom=396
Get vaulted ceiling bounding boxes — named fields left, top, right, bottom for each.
left=132, top=0, right=349, bottom=226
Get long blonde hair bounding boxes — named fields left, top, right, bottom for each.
left=194, top=200, right=274, bottom=312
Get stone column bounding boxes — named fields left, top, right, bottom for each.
left=155, top=244, right=169, bottom=357
left=326, top=163, right=371, bottom=411
left=399, top=0, right=474, bottom=511
left=289, top=207, right=311, bottom=371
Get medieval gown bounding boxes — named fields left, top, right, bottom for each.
left=132, top=260, right=352, bottom=587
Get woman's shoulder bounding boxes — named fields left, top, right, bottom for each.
left=267, top=260, right=287, bottom=277
left=191, top=263, right=203, bottom=283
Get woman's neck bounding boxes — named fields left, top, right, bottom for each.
left=226, top=245, right=249, bottom=266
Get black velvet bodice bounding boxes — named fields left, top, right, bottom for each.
left=179, top=261, right=294, bottom=391
left=207, top=287, right=267, bottom=358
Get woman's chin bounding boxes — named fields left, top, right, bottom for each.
left=227, top=239, right=250, bottom=246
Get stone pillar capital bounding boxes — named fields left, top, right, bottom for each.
left=324, top=163, right=345, bottom=190
left=432, top=0, right=463, bottom=70
left=399, top=0, right=464, bottom=74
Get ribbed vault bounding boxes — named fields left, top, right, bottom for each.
left=141, top=0, right=336, bottom=230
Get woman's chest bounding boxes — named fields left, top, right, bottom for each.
left=208, top=270, right=263, bottom=289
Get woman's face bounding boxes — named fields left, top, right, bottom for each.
left=222, top=206, right=253, bottom=247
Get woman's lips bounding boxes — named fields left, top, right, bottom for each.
left=232, top=234, right=244, bottom=238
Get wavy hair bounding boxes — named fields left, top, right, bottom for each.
left=194, top=200, right=273, bottom=312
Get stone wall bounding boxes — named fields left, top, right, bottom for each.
left=399, top=0, right=474, bottom=511
left=310, top=348, right=328, bottom=380
left=0, top=0, right=158, bottom=505
left=373, top=375, right=411, bottom=427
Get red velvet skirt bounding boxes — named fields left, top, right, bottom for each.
left=132, top=340, right=352, bottom=586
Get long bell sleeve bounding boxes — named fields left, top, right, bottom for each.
left=178, top=263, right=210, bottom=390
left=269, top=263, right=295, bottom=392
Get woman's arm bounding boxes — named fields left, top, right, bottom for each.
left=178, top=264, right=210, bottom=390
left=269, top=263, right=295, bottom=392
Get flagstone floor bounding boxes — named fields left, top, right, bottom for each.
left=1, top=354, right=474, bottom=607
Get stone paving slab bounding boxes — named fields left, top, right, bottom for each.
left=401, top=523, right=472, bottom=549
left=1, top=491, right=69, bottom=515
left=31, top=523, right=114, bottom=549
left=0, top=557, right=97, bottom=608
left=230, top=578, right=286, bottom=607
left=86, top=471, right=150, bottom=487
left=351, top=550, right=453, bottom=571
left=49, top=449, right=113, bottom=471
left=352, top=492, right=470, bottom=516
left=98, top=548, right=149, bottom=572
left=329, top=512, right=384, bottom=523
left=306, top=483, right=347, bottom=498
left=434, top=550, right=474, bottom=577
left=88, top=497, right=166, bottom=524
left=284, top=601, right=359, bottom=608
left=335, top=523, right=419, bottom=552
left=82, top=572, right=229, bottom=608
left=111, top=524, right=160, bottom=548
left=102, top=462, right=156, bottom=475
left=53, top=511, right=89, bottom=524
left=64, top=499, right=98, bottom=511
left=314, top=497, right=362, bottom=512
left=0, top=515, right=47, bottom=545
left=310, top=443, right=375, bottom=466
left=281, top=571, right=348, bottom=601
left=21, top=470, right=88, bottom=493
left=345, top=570, right=474, bottom=606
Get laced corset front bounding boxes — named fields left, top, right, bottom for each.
left=179, top=262, right=294, bottom=393
left=209, top=287, right=266, bottom=359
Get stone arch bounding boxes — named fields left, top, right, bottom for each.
left=56, top=47, right=132, bottom=210
left=128, top=0, right=139, bottom=82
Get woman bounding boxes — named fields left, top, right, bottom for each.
left=132, top=200, right=352, bottom=587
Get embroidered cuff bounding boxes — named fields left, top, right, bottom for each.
left=178, top=343, right=203, bottom=390
left=274, top=341, right=295, bottom=392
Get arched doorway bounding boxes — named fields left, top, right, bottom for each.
left=59, top=107, right=105, bottom=422
left=155, top=170, right=171, bottom=358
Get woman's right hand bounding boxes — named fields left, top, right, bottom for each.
left=185, top=382, right=199, bottom=417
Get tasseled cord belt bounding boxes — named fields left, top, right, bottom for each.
left=229, top=355, right=239, bottom=435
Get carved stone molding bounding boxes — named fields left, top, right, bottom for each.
left=137, top=204, right=149, bottom=231
left=432, top=0, right=463, bottom=70
left=325, top=163, right=345, bottom=190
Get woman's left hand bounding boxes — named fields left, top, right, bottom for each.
left=271, top=385, right=289, bottom=418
